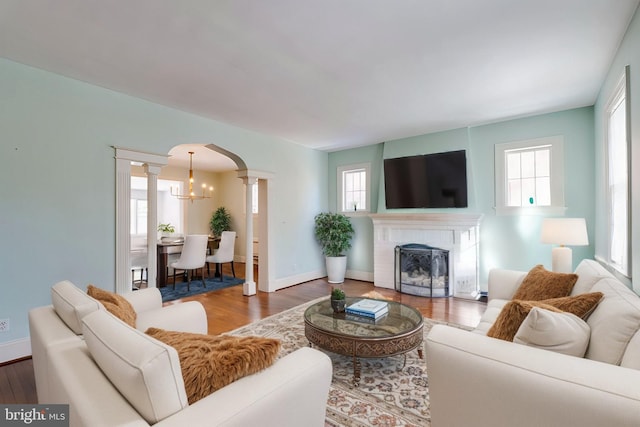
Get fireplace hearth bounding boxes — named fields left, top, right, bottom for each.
left=395, top=243, right=451, bottom=297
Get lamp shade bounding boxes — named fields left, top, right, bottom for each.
left=541, top=218, right=589, bottom=246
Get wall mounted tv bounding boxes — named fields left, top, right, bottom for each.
left=384, top=149, right=468, bottom=209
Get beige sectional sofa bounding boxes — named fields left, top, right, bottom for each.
left=426, top=259, right=640, bottom=427
left=29, top=281, right=332, bottom=427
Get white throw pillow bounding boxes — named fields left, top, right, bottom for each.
left=51, top=280, right=102, bottom=334
left=514, top=307, right=590, bottom=357
left=570, top=260, right=613, bottom=296
left=585, top=279, right=640, bottom=364
left=82, top=310, right=188, bottom=424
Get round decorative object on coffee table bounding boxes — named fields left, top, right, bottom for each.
left=304, top=297, right=424, bottom=386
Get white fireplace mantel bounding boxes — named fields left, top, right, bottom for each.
left=369, top=213, right=482, bottom=299
left=370, top=213, right=482, bottom=229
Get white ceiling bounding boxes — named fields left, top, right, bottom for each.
left=1, top=0, right=638, bottom=168
left=168, top=144, right=237, bottom=172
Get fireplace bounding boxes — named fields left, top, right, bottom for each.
left=395, top=244, right=451, bottom=297
left=370, top=213, right=482, bottom=300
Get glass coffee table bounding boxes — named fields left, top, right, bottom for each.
left=304, top=297, right=424, bottom=386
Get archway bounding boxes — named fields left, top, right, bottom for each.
left=204, top=144, right=273, bottom=294
left=114, top=145, right=274, bottom=294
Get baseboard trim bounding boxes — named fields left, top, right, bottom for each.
left=346, top=269, right=374, bottom=282
left=267, top=270, right=325, bottom=292
left=0, top=337, right=31, bottom=364
left=265, top=269, right=375, bottom=292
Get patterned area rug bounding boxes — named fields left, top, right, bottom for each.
left=159, top=276, right=243, bottom=302
left=229, top=297, right=471, bottom=427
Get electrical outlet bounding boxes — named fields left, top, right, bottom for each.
left=0, top=319, right=9, bottom=332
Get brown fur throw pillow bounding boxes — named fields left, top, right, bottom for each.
left=538, top=292, right=604, bottom=319
left=487, top=301, right=563, bottom=341
left=146, top=328, right=281, bottom=404
left=512, top=265, right=578, bottom=301
left=487, top=292, right=604, bottom=342
left=87, top=284, right=136, bottom=328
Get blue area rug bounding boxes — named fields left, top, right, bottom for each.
left=159, top=275, right=244, bottom=302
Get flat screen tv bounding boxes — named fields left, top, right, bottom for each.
left=384, top=150, right=468, bottom=209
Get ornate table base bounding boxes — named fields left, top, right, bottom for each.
left=304, top=316, right=424, bottom=386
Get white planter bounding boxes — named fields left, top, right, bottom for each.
left=326, top=256, right=347, bottom=284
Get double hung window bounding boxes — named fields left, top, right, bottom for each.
left=495, top=136, right=565, bottom=215
left=338, top=163, right=371, bottom=213
left=604, top=67, right=630, bottom=277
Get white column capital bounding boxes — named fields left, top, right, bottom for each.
left=237, top=169, right=273, bottom=185
left=116, top=156, right=131, bottom=173
left=241, top=176, right=258, bottom=186
left=144, top=164, right=162, bottom=176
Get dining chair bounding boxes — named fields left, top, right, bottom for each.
left=170, top=234, right=208, bottom=291
left=130, top=249, right=147, bottom=290
left=130, top=236, right=148, bottom=290
left=206, top=231, right=236, bottom=281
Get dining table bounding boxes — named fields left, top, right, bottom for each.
left=156, top=237, right=219, bottom=287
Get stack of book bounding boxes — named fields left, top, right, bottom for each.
left=345, top=299, right=389, bottom=321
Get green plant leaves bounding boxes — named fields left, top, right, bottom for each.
left=210, top=207, right=232, bottom=236
left=314, top=212, right=354, bottom=257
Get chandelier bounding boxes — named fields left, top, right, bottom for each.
left=171, top=151, right=213, bottom=203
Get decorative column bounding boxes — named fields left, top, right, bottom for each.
left=144, top=164, right=162, bottom=288
left=115, top=157, right=132, bottom=294
left=242, top=176, right=257, bottom=296
left=114, top=147, right=168, bottom=294
left=256, top=178, right=270, bottom=292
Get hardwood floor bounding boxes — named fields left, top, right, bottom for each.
left=0, top=358, right=36, bottom=404
left=0, top=262, right=486, bottom=404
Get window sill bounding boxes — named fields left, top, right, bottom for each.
left=494, top=206, right=567, bottom=216
left=341, top=211, right=370, bottom=218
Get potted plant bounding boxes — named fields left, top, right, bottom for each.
left=314, top=212, right=355, bottom=284
left=157, top=223, right=175, bottom=241
left=330, top=287, right=346, bottom=313
left=209, top=207, right=232, bottom=237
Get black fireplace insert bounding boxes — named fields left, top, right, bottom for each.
left=394, top=243, right=450, bottom=297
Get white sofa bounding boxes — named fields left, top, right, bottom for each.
left=426, top=259, right=640, bottom=427
left=29, top=281, right=332, bottom=427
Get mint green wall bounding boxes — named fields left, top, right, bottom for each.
left=329, top=107, right=595, bottom=288
left=378, top=127, right=477, bottom=213
left=470, top=108, right=595, bottom=279
left=594, top=6, right=640, bottom=291
left=327, top=144, right=383, bottom=275
left=0, top=58, right=327, bottom=348
left=3, top=4, right=638, bottom=353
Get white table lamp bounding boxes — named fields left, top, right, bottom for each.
left=541, top=218, right=589, bottom=273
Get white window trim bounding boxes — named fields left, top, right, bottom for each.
left=337, top=162, right=371, bottom=215
left=494, top=136, right=566, bottom=216
left=603, top=66, right=631, bottom=278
